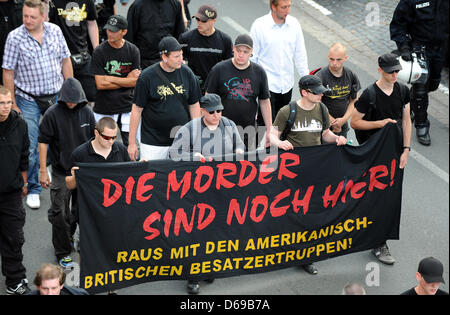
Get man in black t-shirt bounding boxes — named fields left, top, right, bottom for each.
left=205, top=34, right=272, bottom=151
left=48, top=0, right=99, bottom=102
left=91, top=14, right=140, bottom=147
left=128, top=36, right=201, bottom=161
left=315, top=43, right=361, bottom=138
left=401, top=257, right=448, bottom=295
left=178, top=5, right=232, bottom=93
left=66, top=117, right=130, bottom=190
left=125, top=0, right=185, bottom=69
left=351, top=53, right=412, bottom=266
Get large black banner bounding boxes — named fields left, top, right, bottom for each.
left=77, top=124, right=404, bottom=294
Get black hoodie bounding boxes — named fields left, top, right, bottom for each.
left=38, top=78, right=96, bottom=175
left=0, top=110, right=29, bottom=194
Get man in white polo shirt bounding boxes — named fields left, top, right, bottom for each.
left=250, top=0, right=309, bottom=126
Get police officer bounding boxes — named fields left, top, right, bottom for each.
left=390, top=0, right=449, bottom=146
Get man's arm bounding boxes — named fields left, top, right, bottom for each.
left=321, top=129, right=347, bottom=146
left=95, top=69, right=141, bottom=90
left=65, top=166, right=78, bottom=190
left=331, top=95, right=357, bottom=132
left=269, top=125, right=293, bottom=151
left=259, top=98, right=272, bottom=147
left=128, top=103, right=143, bottom=161
left=188, top=102, right=201, bottom=119
left=2, top=69, right=19, bottom=112
left=87, top=20, right=99, bottom=50
left=350, top=108, right=397, bottom=131
left=400, top=103, right=412, bottom=169
left=62, top=57, right=73, bottom=79
left=38, top=143, right=51, bottom=189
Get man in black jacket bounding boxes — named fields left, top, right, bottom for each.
left=390, top=0, right=449, bottom=146
left=38, top=77, right=95, bottom=269
left=125, top=0, right=186, bottom=69
left=0, top=85, right=31, bottom=295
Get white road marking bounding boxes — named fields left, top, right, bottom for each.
left=221, top=16, right=250, bottom=34
left=303, top=0, right=333, bottom=15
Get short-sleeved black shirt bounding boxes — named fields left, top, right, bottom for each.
left=71, top=139, right=131, bottom=164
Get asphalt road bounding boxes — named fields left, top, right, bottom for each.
left=1, top=0, right=448, bottom=296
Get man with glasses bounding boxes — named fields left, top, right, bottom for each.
left=178, top=4, right=232, bottom=93
left=66, top=117, right=131, bottom=191
left=38, top=77, right=95, bottom=269
left=351, top=53, right=411, bottom=265
left=205, top=34, right=272, bottom=151
left=270, top=75, right=347, bottom=275
left=169, top=93, right=245, bottom=162
left=169, top=93, right=245, bottom=294
left=0, top=85, right=31, bottom=295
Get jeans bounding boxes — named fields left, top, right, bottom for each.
left=16, top=95, right=42, bottom=196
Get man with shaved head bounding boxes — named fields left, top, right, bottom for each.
left=314, top=43, right=361, bottom=138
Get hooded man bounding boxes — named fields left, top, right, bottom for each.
left=38, top=77, right=96, bottom=269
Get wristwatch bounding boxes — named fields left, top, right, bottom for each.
left=403, top=146, right=411, bottom=151
left=23, top=182, right=28, bottom=187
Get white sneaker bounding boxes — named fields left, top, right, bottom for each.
left=26, top=194, right=40, bottom=209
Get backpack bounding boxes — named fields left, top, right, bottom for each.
left=280, top=101, right=329, bottom=142
left=354, top=82, right=409, bottom=145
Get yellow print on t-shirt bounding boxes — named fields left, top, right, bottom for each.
left=157, top=83, right=186, bottom=100
left=57, top=3, right=88, bottom=23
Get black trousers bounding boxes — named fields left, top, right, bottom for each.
left=48, top=169, right=78, bottom=260
left=411, top=44, right=446, bottom=127
left=0, top=190, right=26, bottom=287
left=257, top=89, right=293, bottom=126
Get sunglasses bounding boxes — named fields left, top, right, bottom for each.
left=96, top=129, right=117, bottom=141
left=305, top=89, right=322, bottom=95
left=387, top=70, right=400, bottom=74
left=195, top=18, right=208, bottom=23
left=207, top=109, right=222, bottom=115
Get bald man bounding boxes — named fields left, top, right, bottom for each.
left=314, top=43, right=361, bottom=137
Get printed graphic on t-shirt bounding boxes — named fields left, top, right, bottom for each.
left=104, top=60, right=132, bottom=76
left=224, top=77, right=253, bottom=102
left=291, top=118, right=323, bottom=133
left=157, top=83, right=186, bottom=100
left=57, top=3, right=87, bottom=24
left=327, top=84, right=351, bottom=99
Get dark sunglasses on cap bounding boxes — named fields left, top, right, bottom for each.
left=96, top=129, right=117, bottom=141
left=387, top=69, right=400, bottom=74
left=207, top=109, right=222, bottom=115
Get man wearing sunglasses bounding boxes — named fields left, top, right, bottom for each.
left=66, top=117, right=131, bottom=191
left=169, top=93, right=245, bottom=164
left=351, top=53, right=412, bottom=266
left=270, top=75, right=346, bottom=275
left=38, top=77, right=96, bottom=269
left=169, top=93, right=245, bottom=294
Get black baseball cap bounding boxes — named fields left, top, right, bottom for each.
left=418, top=257, right=445, bottom=284
left=298, top=75, right=330, bottom=95
left=200, top=94, right=224, bottom=112
left=378, top=53, right=402, bottom=73
left=158, top=36, right=187, bottom=55
left=104, top=15, right=127, bottom=32
left=193, top=4, right=218, bottom=22
left=234, top=34, right=253, bottom=49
